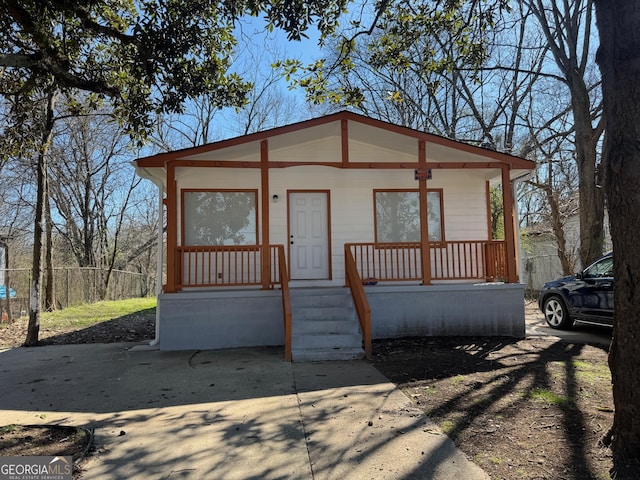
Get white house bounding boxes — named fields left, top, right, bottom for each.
left=134, top=111, right=535, bottom=361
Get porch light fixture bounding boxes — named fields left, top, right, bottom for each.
left=272, top=194, right=279, bottom=203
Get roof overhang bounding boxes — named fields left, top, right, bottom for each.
left=134, top=111, right=536, bottom=184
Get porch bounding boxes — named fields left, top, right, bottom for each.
left=156, top=241, right=525, bottom=361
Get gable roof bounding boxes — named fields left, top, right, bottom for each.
left=135, top=110, right=536, bottom=172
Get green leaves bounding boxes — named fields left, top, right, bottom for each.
left=273, top=0, right=507, bottom=107
left=0, top=0, right=353, bottom=141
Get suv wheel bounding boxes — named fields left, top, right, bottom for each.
left=543, top=295, right=573, bottom=330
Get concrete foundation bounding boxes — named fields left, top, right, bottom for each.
left=367, top=283, right=525, bottom=339
left=156, top=283, right=525, bottom=351
left=158, top=289, right=284, bottom=351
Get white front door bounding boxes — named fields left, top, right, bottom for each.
left=289, top=192, right=330, bottom=280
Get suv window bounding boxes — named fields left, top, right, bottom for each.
left=583, top=257, right=613, bottom=278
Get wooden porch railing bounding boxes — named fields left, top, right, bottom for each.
left=345, top=240, right=507, bottom=283
left=344, top=244, right=372, bottom=359
left=175, top=245, right=287, bottom=288
left=175, top=240, right=507, bottom=289
left=483, top=241, right=507, bottom=281
left=275, top=245, right=292, bottom=362
left=176, top=245, right=262, bottom=288
left=347, top=242, right=421, bottom=282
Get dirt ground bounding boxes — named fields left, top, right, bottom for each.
left=373, top=335, right=618, bottom=479
left=0, top=308, right=155, bottom=348
left=0, top=424, right=90, bottom=459
left=1, top=302, right=637, bottom=479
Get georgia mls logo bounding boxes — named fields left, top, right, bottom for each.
left=0, top=455, right=72, bottom=480
left=49, top=456, right=72, bottom=474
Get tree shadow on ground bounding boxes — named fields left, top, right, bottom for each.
left=37, top=308, right=156, bottom=345
left=372, top=336, right=636, bottom=480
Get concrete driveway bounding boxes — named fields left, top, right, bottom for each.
left=0, top=343, right=488, bottom=480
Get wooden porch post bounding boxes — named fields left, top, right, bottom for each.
left=485, top=181, right=493, bottom=241
left=165, top=161, right=177, bottom=293
left=418, top=140, right=432, bottom=285
left=501, top=165, right=518, bottom=283
left=341, top=119, right=349, bottom=166
left=261, top=140, right=271, bottom=289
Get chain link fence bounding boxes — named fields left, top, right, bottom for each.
left=521, top=254, right=565, bottom=299
left=1, top=267, right=155, bottom=319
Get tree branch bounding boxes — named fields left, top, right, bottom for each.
left=0, top=53, right=40, bottom=68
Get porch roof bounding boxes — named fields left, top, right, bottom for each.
left=134, top=111, right=536, bottom=183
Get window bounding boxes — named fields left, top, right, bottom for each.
left=374, top=190, right=443, bottom=242
left=182, top=190, right=257, bottom=246
left=584, top=256, right=613, bottom=278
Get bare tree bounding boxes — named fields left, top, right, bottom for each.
left=525, top=0, right=605, bottom=267
left=151, top=24, right=312, bottom=153
left=48, top=104, right=142, bottom=300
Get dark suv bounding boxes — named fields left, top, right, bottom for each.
left=538, top=252, right=613, bottom=329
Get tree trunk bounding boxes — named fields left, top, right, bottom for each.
left=44, top=180, right=54, bottom=311
left=594, top=0, right=640, bottom=461
left=0, top=239, right=11, bottom=323
left=543, top=185, right=573, bottom=275
left=25, top=91, right=57, bottom=346
left=572, top=87, right=605, bottom=267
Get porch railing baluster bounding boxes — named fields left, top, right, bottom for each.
left=173, top=240, right=508, bottom=290
left=344, top=240, right=507, bottom=283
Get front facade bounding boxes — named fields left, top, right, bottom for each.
left=134, top=111, right=535, bottom=360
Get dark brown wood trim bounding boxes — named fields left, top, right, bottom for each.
left=170, top=160, right=262, bottom=168
left=270, top=161, right=344, bottom=169
left=261, top=140, right=271, bottom=289
left=149, top=159, right=511, bottom=170
left=418, top=140, right=431, bottom=285
left=136, top=115, right=344, bottom=165
left=165, top=162, right=177, bottom=293
left=135, top=111, right=535, bottom=170
left=486, top=181, right=492, bottom=240
left=501, top=165, right=518, bottom=283
left=139, top=153, right=532, bottom=171
left=341, top=118, right=349, bottom=167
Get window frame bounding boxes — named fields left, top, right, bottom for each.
left=181, top=189, right=259, bottom=246
left=373, top=188, right=445, bottom=243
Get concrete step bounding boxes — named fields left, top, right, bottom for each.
left=290, top=291, right=354, bottom=309
left=292, top=306, right=357, bottom=322
left=290, top=288, right=365, bottom=362
left=292, top=332, right=362, bottom=350
left=291, top=347, right=365, bottom=362
left=292, top=318, right=361, bottom=335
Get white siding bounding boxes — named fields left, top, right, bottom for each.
left=348, top=138, right=418, bottom=163
left=173, top=155, right=490, bottom=283
left=435, top=170, right=489, bottom=242
left=271, top=136, right=342, bottom=163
